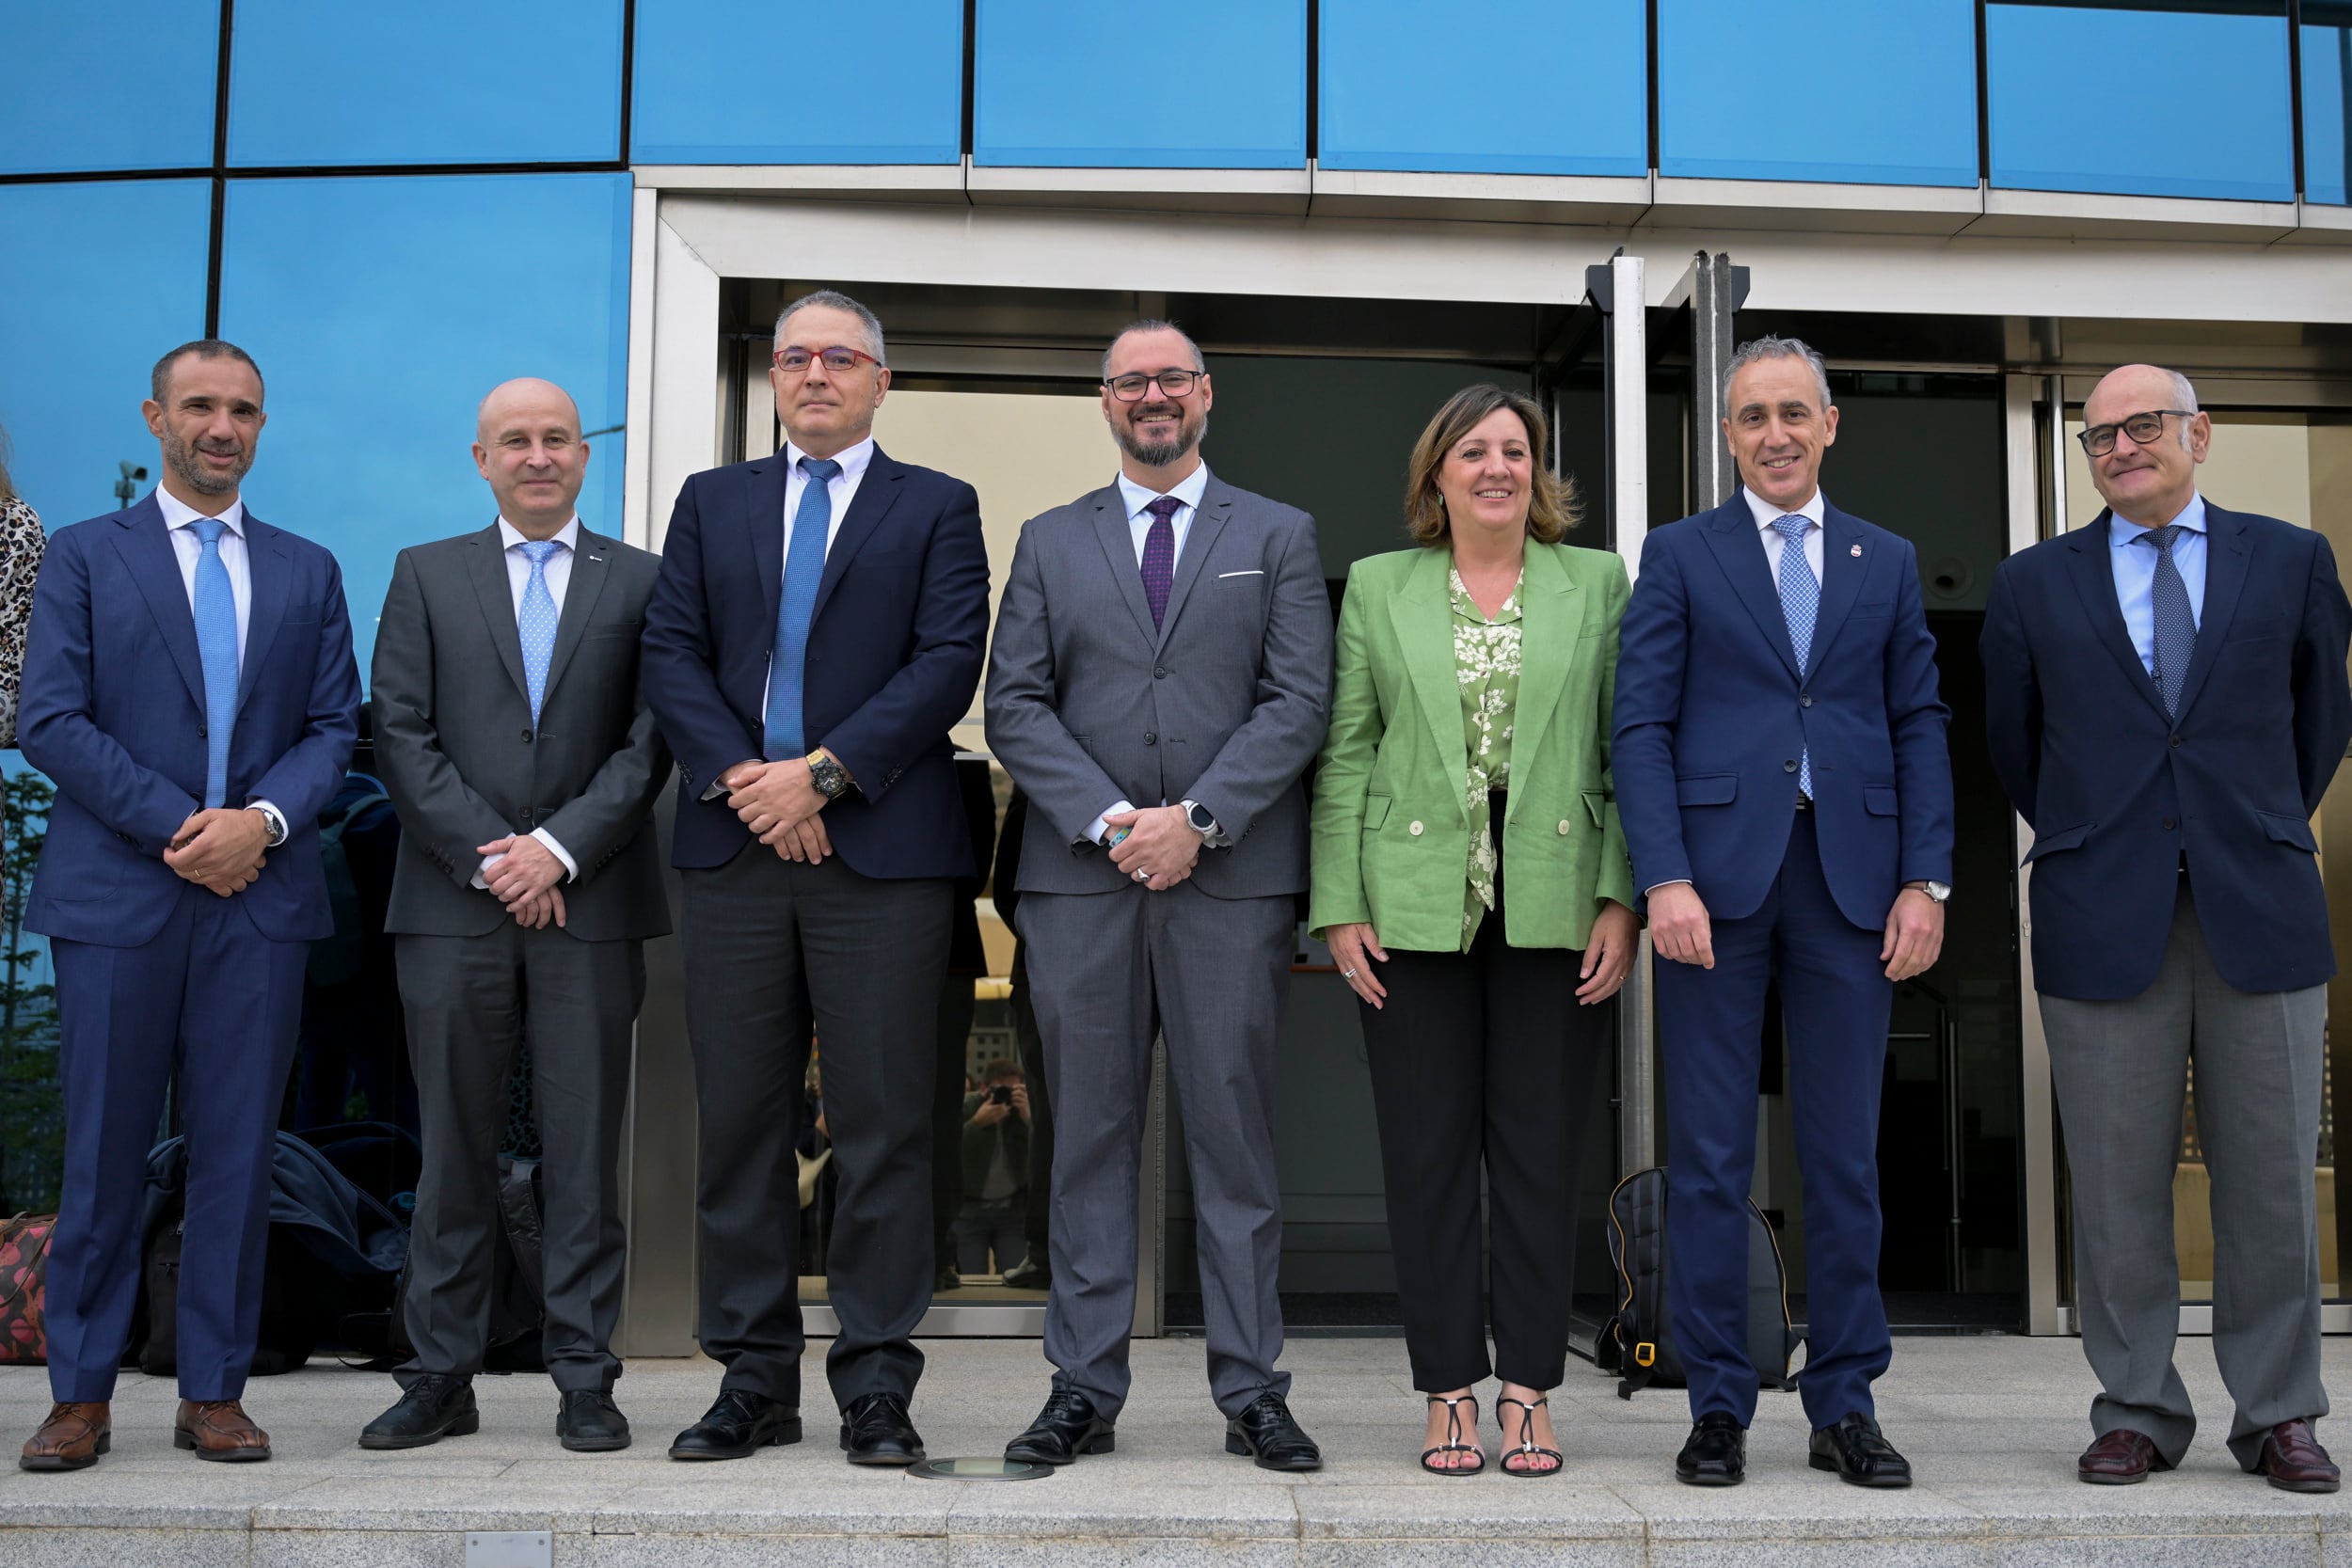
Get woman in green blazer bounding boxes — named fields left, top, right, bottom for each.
left=1311, top=385, right=1637, bottom=1478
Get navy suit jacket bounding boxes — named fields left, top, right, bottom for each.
left=1613, top=493, right=1954, bottom=928
left=642, top=445, right=991, bottom=877
left=18, top=496, right=361, bottom=947
left=1982, top=504, right=2352, bottom=1000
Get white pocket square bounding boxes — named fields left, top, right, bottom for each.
left=1217, top=569, right=1265, bottom=578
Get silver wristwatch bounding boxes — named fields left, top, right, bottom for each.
left=1908, top=880, right=1951, bottom=904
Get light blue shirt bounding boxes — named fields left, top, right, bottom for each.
left=2108, top=494, right=2208, bottom=679
left=1114, top=461, right=1209, bottom=567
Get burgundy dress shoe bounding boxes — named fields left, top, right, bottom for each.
left=2256, top=1418, right=2339, bottom=1494
left=2079, top=1429, right=2169, bottom=1485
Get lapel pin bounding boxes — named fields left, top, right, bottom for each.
left=1850, top=544, right=1863, bottom=557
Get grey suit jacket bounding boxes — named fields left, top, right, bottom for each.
left=985, top=470, right=1333, bottom=899
left=372, top=522, right=672, bottom=942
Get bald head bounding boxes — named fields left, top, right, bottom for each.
left=2081, top=363, right=2208, bottom=529
left=472, top=377, right=590, bottom=538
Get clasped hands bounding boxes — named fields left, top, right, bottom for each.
left=1649, top=881, right=1944, bottom=981
left=165, top=807, right=272, bottom=897
left=722, top=755, right=834, bottom=863
left=478, top=833, right=567, bottom=929
left=1105, top=805, right=1201, bottom=891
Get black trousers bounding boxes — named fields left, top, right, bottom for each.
left=1357, top=811, right=1612, bottom=1392
left=395, top=926, right=643, bottom=1391
left=680, top=847, right=950, bottom=1409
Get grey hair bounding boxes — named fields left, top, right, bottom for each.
left=151, top=338, right=265, bottom=404
left=2159, top=367, right=2200, bottom=416
left=1723, top=335, right=1833, bottom=419
left=774, top=289, right=887, bottom=366
left=1102, top=319, right=1206, bottom=381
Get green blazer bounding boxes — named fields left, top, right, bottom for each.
left=1310, top=542, right=1634, bottom=951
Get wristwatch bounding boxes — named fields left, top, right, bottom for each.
left=250, top=801, right=289, bottom=847
left=1907, top=879, right=1951, bottom=904
left=804, top=750, right=852, bottom=800
left=1180, top=799, right=1224, bottom=846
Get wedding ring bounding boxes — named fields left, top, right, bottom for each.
left=1342, top=967, right=1358, bottom=978
left=1134, top=868, right=1149, bottom=882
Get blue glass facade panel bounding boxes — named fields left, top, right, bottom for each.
left=2308, top=15, right=2352, bottom=205
left=0, top=181, right=211, bottom=529
left=1, top=5, right=219, bottom=175
left=218, top=174, right=633, bottom=676
left=1987, top=3, right=2294, bottom=201
left=975, top=0, right=1306, bottom=167
left=1319, top=0, right=1645, bottom=176
left=633, top=0, right=962, bottom=164
left=1658, top=0, right=1978, bottom=185
left=226, top=0, right=625, bottom=167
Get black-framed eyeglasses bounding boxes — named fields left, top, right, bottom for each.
left=2077, top=409, right=2195, bottom=457
left=1104, top=369, right=1201, bottom=402
left=773, top=344, right=880, bottom=375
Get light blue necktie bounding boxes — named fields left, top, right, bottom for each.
left=764, top=455, right=841, bottom=759
left=2138, top=524, right=2197, bottom=719
left=189, top=517, right=239, bottom=810
left=516, top=539, right=564, bottom=725
left=1772, top=515, right=1818, bottom=800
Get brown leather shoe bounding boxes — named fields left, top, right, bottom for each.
left=174, top=1400, right=271, bottom=1463
left=21, top=1402, right=110, bottom=1471
left=2256, top=1418, right=2339, bottom=1494
left=2079, top=1429, right=2169, bottom=1485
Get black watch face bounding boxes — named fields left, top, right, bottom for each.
left=1188, top=805, right=1214, bottom=832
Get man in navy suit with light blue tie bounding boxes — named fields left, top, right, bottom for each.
left=17, top=341, right=360, bottom=1470
left=1984, top=366, right=2352, bottom=1492
left=643, top=290, right=990, bottom=1468
left=1614, top=337, right=1953, bottom=1490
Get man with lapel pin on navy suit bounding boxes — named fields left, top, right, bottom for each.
left=643, top=290, right=989, bottom=1467
left=1984, top=366, right=2352, bottom=1492
left=18, top=341, right=360, bottom=1470
left=1613, top=337, right=1953, bottom=1490
left=361, top=378, right=670, bottom=1454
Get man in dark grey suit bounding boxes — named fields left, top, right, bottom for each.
left=985, top=321, right=1332, bottom=1470
left=362, top=377, right=670, bottom=1452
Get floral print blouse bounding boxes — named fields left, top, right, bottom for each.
left=1451, top=563, right=1521, bottom=948
left=0, top=498, right=45, bottom=750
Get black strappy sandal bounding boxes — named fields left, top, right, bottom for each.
left=1420, top=1393, right=1486, bottom=1476
left=1496, top=1393, right=1563, bottom=1478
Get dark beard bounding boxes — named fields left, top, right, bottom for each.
left=164, top=429, right=248, bottom=496
left=1113, top=405, right=1206, bottom=469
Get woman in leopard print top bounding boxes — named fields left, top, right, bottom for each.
left=0, top=432, right=50, bottom=752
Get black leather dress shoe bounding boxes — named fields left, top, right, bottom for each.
left=558, top=1389, right=631, bottom=1452
left=1005, top=1388, right=1115, bottom=1465
left=360, top=1374, right=479, bottom=1450
left=668, top=1390, right=803, bottom=1461
left=1808, top=1412, right=1914, bottom=1488
left=1675, top=1412, right=1746, bottom=1486
left=839, top=1391, right=926, bottom=1465
left=1224, top=1392, right=1322, bottom=1471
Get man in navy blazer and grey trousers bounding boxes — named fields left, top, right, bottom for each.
left=1614, top=337, right=1953, bottom=1491
left=1984, top=365, right=2352, bottom=1492
left=642, top=290, right=990, bottom=1469
left=18, top=341, right=360, bottom=1470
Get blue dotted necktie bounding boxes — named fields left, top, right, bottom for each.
left=516, top=539, right=564, bottom=725
left=1772, top=515, right=1818, bottom=800
left=2139, top=524, right=2197, bottom=718
left=765, top=455, right=841, bottom=759
left=189, top=517, right=239, bottom=810
left=1140, top=495, right=1181, bottom=629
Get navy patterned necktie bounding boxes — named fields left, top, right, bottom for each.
left=2138, top=524, right=2196, bottom=718
left=1141, top=495, right=1181, bottom=629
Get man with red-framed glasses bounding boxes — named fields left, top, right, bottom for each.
left=643, top=288, right=990, bottom=1468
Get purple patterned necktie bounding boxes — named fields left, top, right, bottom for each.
left=1141, top=495, right=1181, bottom=629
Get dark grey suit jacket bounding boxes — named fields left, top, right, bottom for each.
left=984, top=469, right=1332, bottom=899
left=372, top=522, right=672, bottom=942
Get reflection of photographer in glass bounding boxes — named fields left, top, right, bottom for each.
left=956, top=1062, right=1031, bottom=1277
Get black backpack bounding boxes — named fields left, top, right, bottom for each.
left=1597, top=1164, right=1801, bottom=1400
left=342, top=1155, right=548, bottom=1373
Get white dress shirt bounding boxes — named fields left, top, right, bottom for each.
left=156, top=487, right=283, bottom=841
left=1643, top=486, right=1832, bottom=899
left=476, top=515, right=583, bottom=887
left=1088, top=462, right=1224, bottom=848
left=1744, top=484, right=1827, bottom=582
